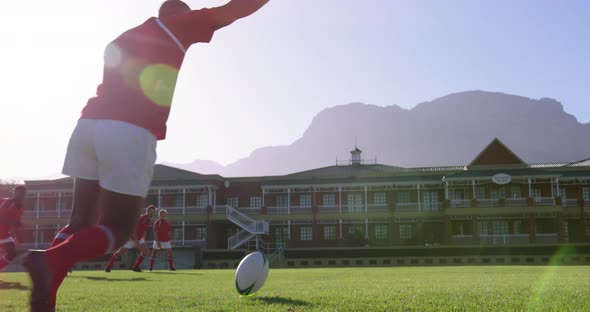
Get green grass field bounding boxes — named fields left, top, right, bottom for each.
left=2, top=266, right=590, bottom=311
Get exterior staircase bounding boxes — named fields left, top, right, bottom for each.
left=226, top=205, right=269, bottom=249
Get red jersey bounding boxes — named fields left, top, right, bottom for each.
left=134, top=213, right=151, bottom=240
left=80, top=9, right=219, bottom=140
left=154, top=218, right=172, bottom=242
left=0, top=198, right=23, bottom=239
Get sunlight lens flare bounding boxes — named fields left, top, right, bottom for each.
left=527, top=245, right=576, bottom=310
left=139, top=64, right=179, bottom=107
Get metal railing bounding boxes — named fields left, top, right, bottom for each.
left=477, top=199, right=500, bottom=208
left=533, top=197, right=555, bottom=206
left=226, top=205, right=268, bottom=234
left=563, top=199, right=579, bottom=208
left=505, top=198, right=528, bottom=207
left=450, top=199, right=471, bottom=208
left=266, top=206, right=289, bottom=215
left=227, top=230, right=255, bottom=250
left=396, top=203, right=419, bottom=211
left=480, top=234, right=529, bottom=245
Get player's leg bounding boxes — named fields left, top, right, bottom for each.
left=52, top=179, right=101, bottom=247
left=149, top=246, right=159, bottom=271
left=132, top=242, right=149, bottom=272
left=0, top=242, right=16, bottom=270
left=105, top=246, right=130, bottom=272
left=165, top=247, right=175, bottom=271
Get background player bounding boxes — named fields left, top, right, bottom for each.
left=105, top=205, right=156, bottom=272
left=0, top=185, right=27, bottom=271
left=149, top=209, right=175, bottom=271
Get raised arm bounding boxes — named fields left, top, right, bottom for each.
left=210, top=0, right=270, bottom=30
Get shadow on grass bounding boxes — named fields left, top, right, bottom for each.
left=0, top=280, right=30, bottom=290
left=69, top=276, right=148, bottom=282
left=148, top=271, right=202, bottom=276
left=253, top=296, right=313, bottom=308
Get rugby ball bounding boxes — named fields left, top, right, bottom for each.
left=235, top=251, right=269, bottom=296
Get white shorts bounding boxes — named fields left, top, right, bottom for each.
left=123, top=239, right=146, bottom=249
left=62, top=119, right=157, bottom=197
left=153, top=241, right=172, bottom=249
left=0, top=237, right=14, bottom=244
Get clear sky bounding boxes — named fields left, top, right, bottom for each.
left=1, top=0, right=589, bottom=180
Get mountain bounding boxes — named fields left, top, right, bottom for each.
left=166, top=91, right=590, bottom=177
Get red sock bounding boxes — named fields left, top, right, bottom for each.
left=45, top=225, right=116, bottom=273
left=168, top=256, right=174, bottom=269
left=133, top=254, right=145, bottom=269
left=105, top=252, right=121, bottom=270
left=0, top=256, right=9, bottom=270
left=51, top=225, right=75, bottom=247
left=149, top=257, right=155, bottom=270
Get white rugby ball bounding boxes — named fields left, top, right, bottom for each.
left=235, top=251, right=269, bottom=296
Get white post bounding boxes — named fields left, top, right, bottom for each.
left=472, top=180, right=476, bottom=199
left=287, top=188, right=291, bottom=215
left=182, top=221, right=185, bottom=246
left=445, top=181, right=449, bottom=200
left=182, top=188, right=186, bottom=215
left=364, top=186, right=368, bottom=238
left=528, top=178, right=532, bottom=197
left=36, top=193, right=40, bottom=219
left=157, top=189, right=161, bottom=208
left=417, top=185, right=421, bottom=211
left=57, top=192, right=62, bottom=218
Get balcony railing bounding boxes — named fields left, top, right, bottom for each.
left=290, top=205, right=313, bottom=214
left=535, top=233, right=559, bottom=244
left=451, top=235, right=473, bottom=245
left=505, top=198, right=528, bottom=207
left=477, top=199, right=500, bottom=208
left=318, top=205, right=338, bottom=212
left=367, top=204, right=389, bottom=212
left=396, top=203, right=419, bottom=211
left=480, top=234, right=529, bottom=245
left=563, top=199, right=579, bottom=208
left=450, top=199, right=471, bottom=208
left=266, top=206, right=289, bottom=215
left=533, top=197, right=555, bottom=206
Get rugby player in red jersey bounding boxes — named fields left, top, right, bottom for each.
left=23, top=1, right=270, bottom=311
left=149, top=209, right=175, bottom=271
left=105, top=205, right=157, bottom=272
left=0, top=186, right=27, bottom=271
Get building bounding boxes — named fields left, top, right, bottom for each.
left=15, top=138, right=590, bottom=268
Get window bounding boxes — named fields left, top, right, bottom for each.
left=583, top=187, right=590, bottom=201
left=197, top=194, right=208, bottom=207
left=324, top=225, right=336, bottom=240
left=226, top=196, right=238, bottom=208
left=276, top=195, right=288, bottom=208
left=373, top=192, right=387, bottom=206
left=347, top=193, right=363, bottom=212
left=375, top=224, right=387, bottom=240
left=322, top=193, right=336, bottom=207
left=422, top=191, right=439, bottom=211
left=250, top=196, right=262, bottom=208
left=173, top=228, right=183, bottom=241
left=196, top=227, right=207, bottom=240
left=479, top=221, right=508, bottom=235
left=299, top=194, right=312, bottom=208
left=274, top=227, right=289, bottom=244
left=490, top=187, right=506, bottom=199
left=475, top=186, right=486, bottom=199
left=300, top=226, right=312, bottom=241
left=531, top=188, right=542, bottom=201
left=511, top=185, right=522, bottom=198
left=398, top=191, right=411, bottom=203
left=349, top=224, right=364, bottom=238
left=513, top=221, right=522, bottom=234
left=399, top=224, right=413, bottom=240
left=175, top=194, right=184, bottom=207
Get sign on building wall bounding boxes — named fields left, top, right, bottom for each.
left=492, top=173, right=512, bottom=185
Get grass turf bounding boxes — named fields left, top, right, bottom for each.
left=2, top=266, right=590, bottom=311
